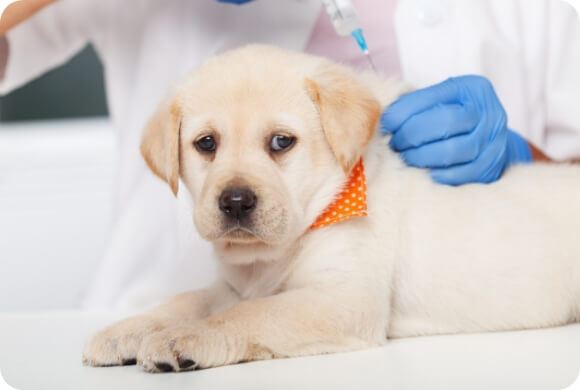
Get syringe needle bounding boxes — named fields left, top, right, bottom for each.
left=351, top=29, right=377, bottom=73
left=365, top=52, right=377, bottom=73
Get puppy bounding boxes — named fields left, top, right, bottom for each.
left=83, top=45, right=580, bottom=373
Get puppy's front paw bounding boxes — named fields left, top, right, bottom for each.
left=82, top=316, right=165, bottom=367
left=136, top=324, right=239, bottom=372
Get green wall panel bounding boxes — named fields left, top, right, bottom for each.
left=0, top=45, right=108, bottom=122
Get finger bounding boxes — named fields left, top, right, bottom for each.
left=380, top=78, right=463, bottom=133
left=429, top=132, right=508, bottom=185
left=389, top=103, right=478, bottom=151
left=400, top=130, right=487, bottom=169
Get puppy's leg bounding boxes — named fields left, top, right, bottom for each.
left=82, top=281, right=239, bottom=367
left=137, top=288, right=386, bottom=372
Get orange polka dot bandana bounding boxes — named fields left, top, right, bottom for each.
left=310, top=158, right=367, bottom=230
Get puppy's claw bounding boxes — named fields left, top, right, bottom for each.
left=154, top=362, right=175, bottom=372
left=177, top=357, right=196, bottom=370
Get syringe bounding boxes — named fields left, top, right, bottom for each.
left=320, top=0, right=377, bottom=72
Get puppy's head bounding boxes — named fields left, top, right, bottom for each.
left=141, top=45, right=381, bottom=264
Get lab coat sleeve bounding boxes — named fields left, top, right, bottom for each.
left=542, top=1, right=580, bottom=160
left=0, top=0, right=103, bottom=95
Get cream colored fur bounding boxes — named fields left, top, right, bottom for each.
left=83, top=45, right=580, bottom=373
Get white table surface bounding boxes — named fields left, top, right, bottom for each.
left=0, top=311, right=579, bottom=390
left=0, top=119, right=115, bottom=311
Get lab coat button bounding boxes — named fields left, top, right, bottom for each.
left=417, top=1, right=444, bottom=27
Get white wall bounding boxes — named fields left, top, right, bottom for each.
left=0, top=119, right=115, bottom=311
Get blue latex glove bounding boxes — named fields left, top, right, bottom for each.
left=217, top=0, right=254, bottom=4
left=381, top=75, right=532, bottom=185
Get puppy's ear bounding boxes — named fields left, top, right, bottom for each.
left=305, top=63, right=381, bottom=174
left=140, top=94, right=181, bottom=196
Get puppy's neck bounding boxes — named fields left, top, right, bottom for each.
left=218, top=243, right=300, bottom=300
left=214, top=239, right=296, bottom=266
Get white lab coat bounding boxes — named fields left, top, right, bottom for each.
left=1, top=0, right=579, bottom=308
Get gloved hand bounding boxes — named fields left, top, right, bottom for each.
left=217, top=0, right=254, bottom=4
left=380, top=75, right=532, bottom=185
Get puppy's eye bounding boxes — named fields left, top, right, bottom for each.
left=269, top=135, right=296, bottom=152
left=195, top=135, right=217, bottom=153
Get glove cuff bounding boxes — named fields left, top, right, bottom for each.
left=506, top=129, right=532, bottom=164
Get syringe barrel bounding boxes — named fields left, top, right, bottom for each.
left=321, top=0, right=362, bottom=36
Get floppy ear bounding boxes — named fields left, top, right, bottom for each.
left=140, top=94, right=182, bottom=196
left=305, top=62, right=382, bottom=174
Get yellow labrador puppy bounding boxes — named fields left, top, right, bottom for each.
left=83, top=45, right=580, bottom=373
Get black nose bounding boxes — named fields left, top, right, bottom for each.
left=219, top=188, right=257, bottom=220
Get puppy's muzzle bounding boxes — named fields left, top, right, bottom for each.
left=219, top=187, right=257, bottom=221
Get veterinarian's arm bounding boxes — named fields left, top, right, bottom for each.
left=528, top=143, right=552, bottom=162
left=0, top=37, right=6, bottom=80
left=382, top=2, right=580, bottom=172
left=0, top=0, right=98, bottom=95
left=0, top=0, right=57, bottom=76
left=541, top=1, right=580, bottom=163
left=0, top=0, right=58, bottom=79
left=518, top=2, right=580, bottom=165
left=527, top=147, right=580, bottom=164
left=380, top=76, right=533, bottom=186
left=0, top=0, right=57, bottom=34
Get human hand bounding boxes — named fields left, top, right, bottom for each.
left=380, top=75, right=532, bottom=185
left=216, top=0, right=254, bottom=4
left=1, top=0, right=59, bottom=35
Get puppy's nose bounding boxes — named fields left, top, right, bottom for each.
left=219, top=188, right=257, bottom=220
